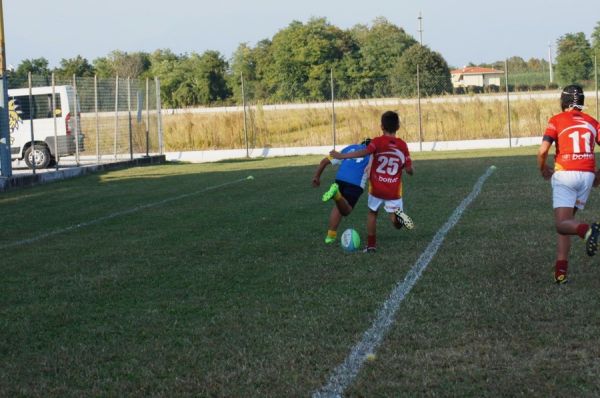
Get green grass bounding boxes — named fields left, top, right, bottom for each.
left=2, top=147, right=600, bottom=396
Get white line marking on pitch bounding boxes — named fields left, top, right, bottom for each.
left=1, top=175, right=255, bottom=250
left=313, top=166, right=497, bottom=398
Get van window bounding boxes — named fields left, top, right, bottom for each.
left=10, top=94, right=62, bottom=120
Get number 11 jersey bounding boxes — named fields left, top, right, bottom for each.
left=366, top=135, right=412, bottom=200
left=544, top=110, right=600, bottom=172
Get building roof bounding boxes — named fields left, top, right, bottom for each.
left=451, top=67, right=504, bottom=75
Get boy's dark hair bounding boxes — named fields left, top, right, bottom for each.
left=360, top=137, right=371, bottom=146
left=381, top=111, right=400, bottom=133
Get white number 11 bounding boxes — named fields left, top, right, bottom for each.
left=569, top=131, right=592, bottom=153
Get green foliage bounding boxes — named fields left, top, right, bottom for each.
left=350, top=17, right=418, bottom=97
left=555, top=32, right=593, bottom=84
left=592, top=21, right=600, bottom=55
left=262, top=18, right=356, bottom=101
left=55, top=55, right=95, bottom=80
left=9, top=58, right=51, bottom=88
left=390, top=44, right=453, bottom=97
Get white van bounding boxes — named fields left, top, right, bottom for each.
left=8, top=85, right=85, bottom=168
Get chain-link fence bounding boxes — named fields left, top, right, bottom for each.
left=158, top=57, right=598, bottom=154
left=2, top=59, right=598, bottom=173
left=1, top=73, right=163, bottom=176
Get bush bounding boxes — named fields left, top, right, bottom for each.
left=453, top=86, right=466, bottom=95
left=548, top=82, right=559, bottom=90
left=467, top=85, right=483, bottom=94
left=485, top=84, right=500, bottom=93
left=530, top=84, right=546, bottom=91
left=516, top=84, right=530, bottom=92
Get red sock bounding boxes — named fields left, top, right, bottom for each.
left=555, top=259, right=568, bottom=273
left=576, top=223, right=590, bottom=239
left=367, top=234, right=376, bottom=248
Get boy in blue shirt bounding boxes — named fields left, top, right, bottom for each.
left=312, top=139, right=371, bottom=243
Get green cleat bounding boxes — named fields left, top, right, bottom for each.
left=325, top=235, right=336, bottom=244
left=322, top=183, right=339, bottom=202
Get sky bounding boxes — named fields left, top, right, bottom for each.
left=4, top=0, right=599, bottom=70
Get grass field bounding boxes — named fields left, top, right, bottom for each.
left=2, top=148, right=600, bottom=397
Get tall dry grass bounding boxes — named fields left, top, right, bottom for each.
left=111, top=96, right=600, bottom=151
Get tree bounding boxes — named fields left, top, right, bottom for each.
left=592, top=21, right=600, bottom=56
left=263, top=17, right=357, bottom=101
left=93, top=50, right=150, bottom=78
left=152, top=50, right=230, bottom=107
left=349, top=17, right=418, bottom=97
left=555, top=32, right=593, bottom=84
left=10, top=58, right=51, bottom=88
left=506, top=56, right=528, bottom=73
left=390, top=44, right=452, bottom=97
left=55, top=55, right=95, bottom=80
left=229, top=42, right=264, bottom=103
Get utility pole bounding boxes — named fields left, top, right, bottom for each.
left=548, top=42, right=554, bottom=83
left=0, top=0, right=12, bottom=177
left=417, top=12, right=423, bottom=46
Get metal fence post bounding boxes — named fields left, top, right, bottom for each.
left=114, top=75, right=119, bottom=160
left=417, top=64, right=423, bottom=151
left=505, top=59, right=512, bottom=148
left=155, top=77, right=163, bottom=155
left=72, top=75, right=80, bottom=165
left=145, top=77, right=149, bottom=157
left=0, top=0, right=11, bottom=177
left=0, top=72, right=11, bottom=177
left=331, top=68, right=336, bottom=149
left=94, top=75, right=100, bottom=163
left=27, top=72, right=36, bottom=174
left=51, top=73, right=58, bottom=170
left=127, top=77, right=133, bottom=160
left=595, top=53, right=598, bottom=121
left=241, top=72, right=249, bottom=158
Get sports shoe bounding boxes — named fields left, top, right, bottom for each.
left=554, top=273, right=568, bottom=284
left=554, top=269, right=568, bottom=284
left=584, top=222, right=600, bottom=256
left=394, top=209, right=414, bottom=230
left=363, top=246, right=376, bottom=253
left=325, top=236, right=336, bottom=244
left=322, top=183, right=339, bottom=202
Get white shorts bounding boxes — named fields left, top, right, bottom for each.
left=551, top=171, right=595, bottom=209
left=367, top=194, right=403, bottom=213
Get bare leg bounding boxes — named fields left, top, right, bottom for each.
left=334, top=196, right=353, bottom=216
left=327, top=207, right=343, bottom=232
left=554, top=207, right=578, bottom=261
left=390, top=212, right=402, bottom=229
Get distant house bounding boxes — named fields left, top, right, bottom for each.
left=450, top=67, right=504, bottom=88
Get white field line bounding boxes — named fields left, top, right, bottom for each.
left=313, top=166, right=497, bottom=398
left=1, top=176, right=254, bottom=250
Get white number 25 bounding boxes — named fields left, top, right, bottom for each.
left=375, top=156, right=400, bottom=175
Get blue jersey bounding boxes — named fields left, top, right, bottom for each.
left=329, top=144, right=370, bottom=188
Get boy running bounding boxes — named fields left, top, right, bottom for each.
left=312, top=139, right=371, bottom=244
left=330, top=111, right=414, bottom=252
left=537, top=84, right=600, bottom=284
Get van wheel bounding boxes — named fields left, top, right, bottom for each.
left=24, top=145, right=52, bottom=169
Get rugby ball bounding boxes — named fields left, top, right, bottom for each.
left=340, top=228, right=361, bottom=252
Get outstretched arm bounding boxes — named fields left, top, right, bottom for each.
left=330, top=148, right=370, bottom=160
left=312, top=157, right=331, bottom=187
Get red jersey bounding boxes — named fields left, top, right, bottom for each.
left=543, top=110, right=600, bottom=172
left=366, top=134, right=412, bottom=200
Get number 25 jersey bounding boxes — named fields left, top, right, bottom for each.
left=544, top=109, right=600, bottom=172
left=366, top=135, right=412, bottom=200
